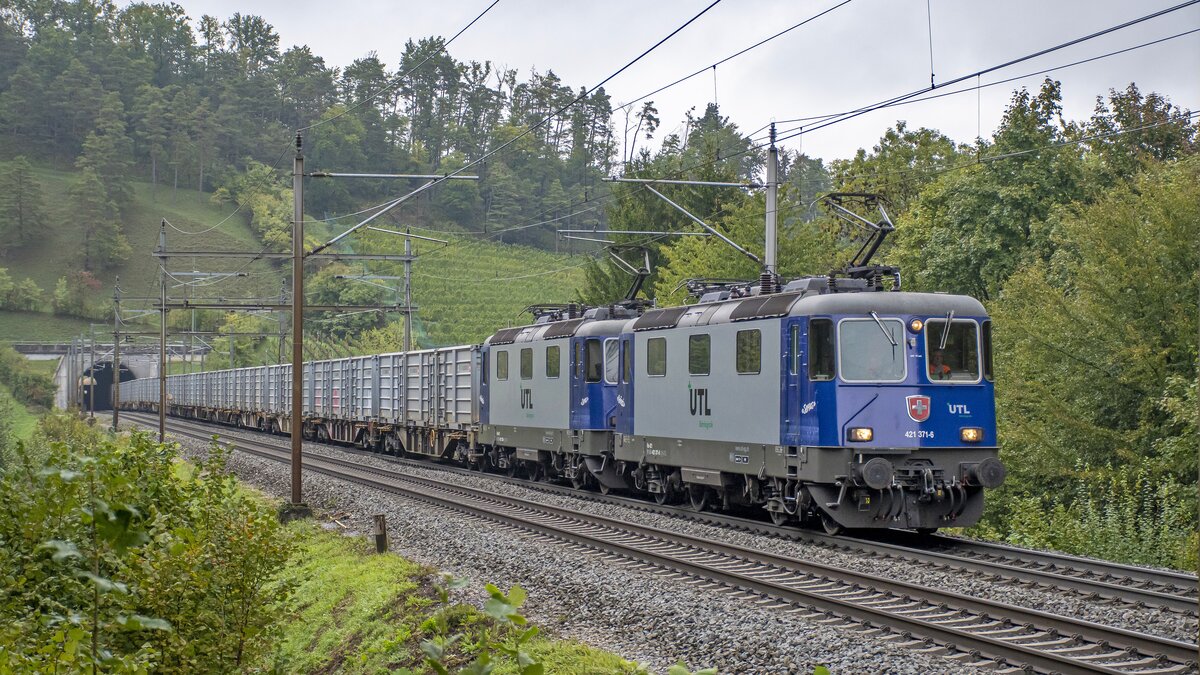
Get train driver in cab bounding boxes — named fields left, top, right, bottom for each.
left=929, top=349, right=952, bottom=380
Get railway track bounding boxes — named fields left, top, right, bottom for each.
left=125, top=412, right=1199, bottom=616
left=127, top=413, right=1198, bottom=675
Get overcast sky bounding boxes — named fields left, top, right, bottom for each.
left=182, top=0, right=1199, bottom=163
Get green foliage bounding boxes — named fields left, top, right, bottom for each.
left=68, top=168, right=131, bottom=272
left=0, top=156, right=47, bottom=249
left=212, top=160, right=293, bottom=250
left=0, top=267, right=43, bottom=312
left=974, top=466, right=1197, bottom=570
left=0, top=417, right=294, bottom=672
left=271, top=523, right=637, bottom=674
left=0, top=343, right=55, bottom=410
left=52, top=271, right=106, bottom=319
left=991, top=156, right=1198, bottom=483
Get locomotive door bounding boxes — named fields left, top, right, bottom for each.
left=569, top=337, right=585, bottom=429
left=782, top=317, right=805, bottom=446
left=615, top=335, right=634, bottom=435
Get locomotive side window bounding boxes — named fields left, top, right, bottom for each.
left=482, top=352, right=488, bottom=384
left=520, top=348, right=533, bottom=380
left=809, top=319, right=835, bottom=381
left=982, top=320, right=994, bottom=381
left=604, top=338, right=620, bottom=385
left=546, top=345, right=560, bottom=378
left=923, top=319, right=980, bottom=382
left=497, top=350, right=509, bottom=381
left=688, top=334, right=710, bottom=375
left=736, top=329, right=761, bottom=374
left=839, top=319, right=905, bottom=382
left=622, top=342, right=631, bottom=382
left=585, top=339, right=603, bottom=383
left=574, top=341, right=582, bottom=378
left=647, top=337, right=666, bottom=376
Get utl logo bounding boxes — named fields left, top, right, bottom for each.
left=689, top=384, right=711, bottom=416
left=520, top=388, right=533, bottom=409
left=906, top=395, right=931, bottom=423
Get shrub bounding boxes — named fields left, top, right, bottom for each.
left=0, top=417, right=293, bottom=672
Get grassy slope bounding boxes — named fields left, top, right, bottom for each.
left=0, top=162, right=587, bottom=350
left=1, top=382, right=39, bottom=439
left=0, top=163, right=282, bottom=309
left=409, top=237, right=585, bottom=346
left=272, top=520, right=634, bottom=674
left=0, top=311, right=94, bottom=340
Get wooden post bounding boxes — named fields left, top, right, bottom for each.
left=373, top=514, right=388, bottom=553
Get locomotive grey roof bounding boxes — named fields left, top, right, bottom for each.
left=633, top=290, right=987, bottom=332
left=485, top=317, right=625, bottom=345
left=789, top=291, right=987, bottom=317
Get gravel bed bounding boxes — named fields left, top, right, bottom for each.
left=286, top=436, right=1197, bottom=645
left=125, top=417, right=1196, bottom=653
left=140, top=422, right=983, bottom=674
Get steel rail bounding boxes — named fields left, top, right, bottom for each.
left=131, top=412, right=1198, bottom=615
left=128, top=414, right=1198, bottom=675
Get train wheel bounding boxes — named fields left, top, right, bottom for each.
left=769, top=509, right=790, bottom=526
left=570, top=471, right=588, bottom=490
left=820, top=512, right=844, bottom=536
left=505, top=459, right=519, bottom=479
left=653, top=489, right=670, bottom=505
left=598, top=483, right=611, bottom=495
left=686, top=485, right=709, bottom=512
left=528, top=462, right=545, bottom=482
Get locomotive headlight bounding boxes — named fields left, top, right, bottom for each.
left=909, top=318, right=924, bottom=333
left=960, top=427, right=983, bottom=443
left=848, top=427, right=873, bottom=442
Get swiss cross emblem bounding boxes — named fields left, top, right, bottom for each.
left=906, top=395, right=931, bottom=423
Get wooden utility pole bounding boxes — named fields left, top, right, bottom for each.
left=291, top=133, right=305, bottom=508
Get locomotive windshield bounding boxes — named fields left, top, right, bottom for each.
left=924, top=319, right=981, bottom=382
left=839, top=319, right=905, bottom=382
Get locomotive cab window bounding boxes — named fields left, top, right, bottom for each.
left=585, top=339, right=603, bottom=383
left=982, top=320, right=994, bottom=381
left=520, top=348, right=533, bottom=380
left=496, top=350, right=509, bottom=381
left=925, top=319, right=981, bottom=383
left=809, top=319, right=835, bottom=381
left=839, top=319, right=905, bottom=382
left=546, top=345, right=560, bottom=378
left=622, top=341, right=631, bottom=382
left=736, top=329, right=760, bottom=374
left=688, top=334, right=710, bottom=375
left=604, top=338, right=620, bottom=385
left=646, top=337, right=666, bottom=376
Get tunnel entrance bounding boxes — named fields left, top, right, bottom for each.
left=80, top=362, right=137, bottom=411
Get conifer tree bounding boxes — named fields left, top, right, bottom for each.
left=0, top=156, right=48, bottom=248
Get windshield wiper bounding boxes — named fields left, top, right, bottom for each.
left=869, top=311, right=897, bottom=347
left=938, top=310, right=955, bottom=349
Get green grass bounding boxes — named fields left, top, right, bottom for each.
left=0, top=310, right=95, bottom=341
left=1, top=382, right=39, bottom=440
left=270, top=520, right=634, bottom=674
left=0, top=161, right=589, bottom=351
left=353, top=230, right=587, bottom=348
left=22, top=358, right=59, bottom=376
left=0, top=163, right=285, bottom=309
